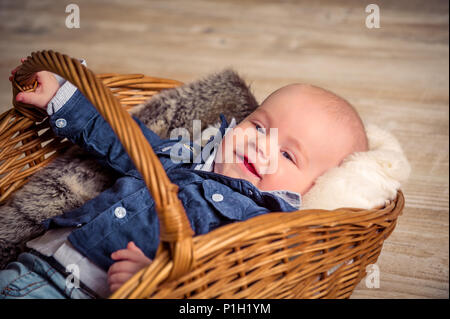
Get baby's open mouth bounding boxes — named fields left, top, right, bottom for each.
left=243, top=155, right=261, bottom=178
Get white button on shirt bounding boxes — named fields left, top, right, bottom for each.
left=212, top=193, right=224, bottom=202
left=114, top=206, right=127, bottom=218
left=55, top=118, right=67, bottom=128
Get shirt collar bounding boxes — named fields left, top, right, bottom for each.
left=191, top=169, right=299, bottom=212
left=263, top=190, right=301, bottom=209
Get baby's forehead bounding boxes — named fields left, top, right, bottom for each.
left=259, top=85, right=359, bottom=136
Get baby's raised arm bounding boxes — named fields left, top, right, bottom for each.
left=9, top=58, right=166, bottom=176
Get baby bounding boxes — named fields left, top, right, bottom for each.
left=0, top=59, right=367, bottom=299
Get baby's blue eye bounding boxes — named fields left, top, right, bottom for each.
left=255, top=124, right=266, bottom=134
left=282, top=151, right=293, bottom=162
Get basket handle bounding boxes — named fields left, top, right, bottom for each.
left=12, top=50, right=195, bottom=280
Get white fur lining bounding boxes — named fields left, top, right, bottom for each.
left=301, top=123, right=411, bottom=210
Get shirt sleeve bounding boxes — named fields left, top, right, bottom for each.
left=47, top=59, right=87, bottom=115
left=48, top=86, right=164, bottom=176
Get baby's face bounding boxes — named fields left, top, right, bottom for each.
left=213, top=84, right=356, bottom=195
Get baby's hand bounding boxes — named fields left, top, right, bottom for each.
left=9, top=58, right=60, bottom=110
left=107, top=241, right=152, bottom=293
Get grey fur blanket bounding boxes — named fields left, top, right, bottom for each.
left=0, top=69, right=258, bottom=269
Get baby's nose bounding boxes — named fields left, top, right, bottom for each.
left=258, top=130, right=281, bottom=173
left=257, top=143, right=270, bottom=162
left=254, top=134, right=277, bottom=163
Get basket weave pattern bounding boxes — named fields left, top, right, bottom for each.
left=0, top=51, right=404, bottom=299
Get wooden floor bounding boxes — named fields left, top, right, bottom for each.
left=0, top=0, right=448, bottom=298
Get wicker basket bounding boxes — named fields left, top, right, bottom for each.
left=0, top=51, right=404, bottom=299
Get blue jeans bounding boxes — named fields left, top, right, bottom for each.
left=0, top=252, right=93, bottom=299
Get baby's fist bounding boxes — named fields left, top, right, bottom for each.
left=10, top=59, right=60, bottom=110
left=107, top=242, right=152, bottom=293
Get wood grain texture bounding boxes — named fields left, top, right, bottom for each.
left=0, top=0, right=448, bottom=298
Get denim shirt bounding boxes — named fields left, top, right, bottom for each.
left=42, top=89, right=300, bottom=272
